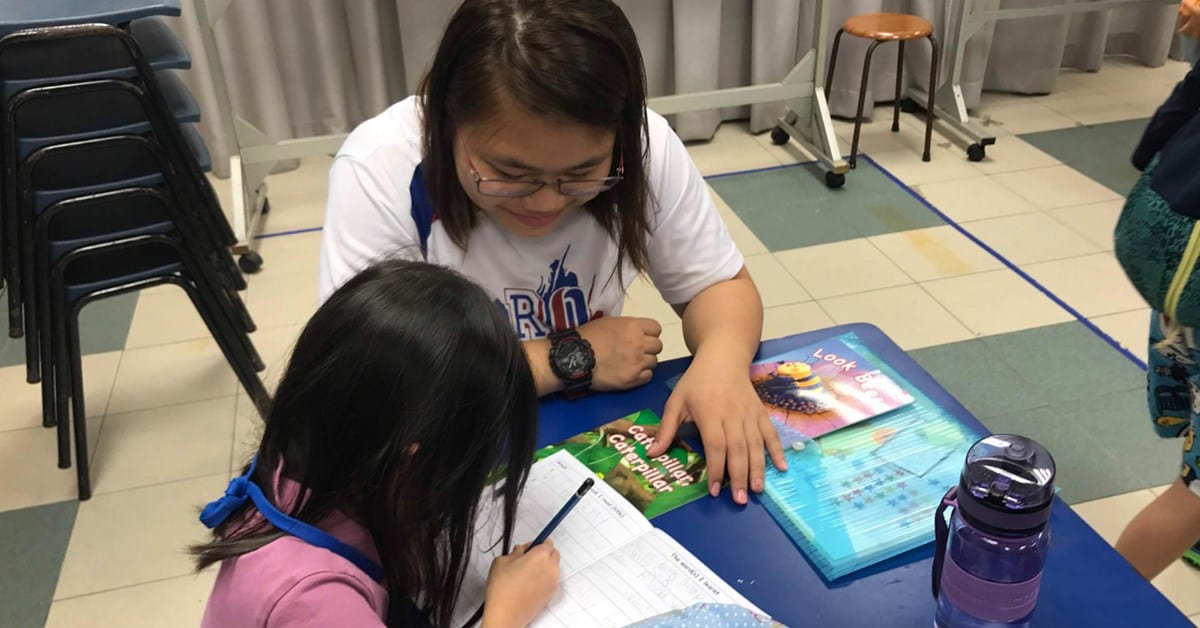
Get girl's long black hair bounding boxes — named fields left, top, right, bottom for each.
left=191, top=259, right=539, bottom=627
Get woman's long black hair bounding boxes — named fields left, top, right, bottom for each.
left=418, top=0, right=652, bottom=279
left=191, top=259, right=539, bottom=627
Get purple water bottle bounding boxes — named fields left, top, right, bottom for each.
left=932, top=435, right=1056, bottom=628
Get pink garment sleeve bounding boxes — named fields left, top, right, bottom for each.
left=265, top=571, right=387, bottom=628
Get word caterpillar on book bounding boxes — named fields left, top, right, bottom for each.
left=608, top=425, right=697, bottom=493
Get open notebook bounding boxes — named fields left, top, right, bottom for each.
left=452, top=451, right=764, bottom=627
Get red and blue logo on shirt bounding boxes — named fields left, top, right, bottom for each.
left=500, top=245, right=599, bottom=339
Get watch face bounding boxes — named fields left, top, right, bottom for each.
left=555, top=339, right=594, bottom=379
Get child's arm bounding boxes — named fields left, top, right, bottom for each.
left=1133, top=62, right=1200, bottom=171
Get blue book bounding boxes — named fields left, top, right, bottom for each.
left=757, top=333, right=981, bottom=581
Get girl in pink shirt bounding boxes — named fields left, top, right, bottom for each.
left=191, top=259, right=559, bottom=627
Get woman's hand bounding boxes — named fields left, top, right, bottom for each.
left=649, top=353, right=787, bottom=505
left=577, top=316, right=663, bottom=391
left=482, top=542, right=561, bottom=628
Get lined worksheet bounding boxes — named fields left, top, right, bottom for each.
left=451, top=451, right=764, bottom=628
left=532, top=528, right=761, bottom=628
left=471, top=452, right=651, bottom=577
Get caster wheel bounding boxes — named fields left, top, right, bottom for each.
left=967, top=143, right=986, bottom=162
left=899, top=97, right=920, bottom=114
left=260, top=198, right=271, bottom=215
left=238, top=251, right=264, bottom=274
left=770, top=126, right=790, bottom=146
left=824, top=171, right=846, bottom=189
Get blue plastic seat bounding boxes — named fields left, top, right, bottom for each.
left=0, top=17, right=190, bottom=99
left=27, top=123, right=210, bottom=212
left=0, top=0, right=180, bottom=36
left=14, top=71, right=200, bottom=161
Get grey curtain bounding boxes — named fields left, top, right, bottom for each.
left=169, top=0, right=1178, bottom=177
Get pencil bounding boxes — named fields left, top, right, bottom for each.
left=529, top=477, right=595, bottom=548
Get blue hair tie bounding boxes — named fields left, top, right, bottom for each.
left=197, top=455, right=385, bottom=582
left=200, top=456, right=260, bottom=529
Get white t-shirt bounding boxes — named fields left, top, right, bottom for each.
left=318, top=96, right=744, bottom=341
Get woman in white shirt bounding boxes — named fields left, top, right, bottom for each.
left=319, top=0, right=787, bottom=505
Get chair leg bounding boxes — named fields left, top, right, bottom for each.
left=7, top=228, right=21, bottom=339
left=33, top=226, right=57, bottom=428
left=825, top=29, right=847, bottom=98
left=5, top=172, right=22, bottom=340
left=52, top=272, right=73, bottom=473
left=36, top=240, right=69, bottom=466
left=923, top=35, right=940, bottom=162
left=21, top=213, right=40, bottom=383
left=177, top=243, right=265, bottom=372
left=893, top=41, right=905, bottom=133
left=180, top=280, right=271, bottom=413
left=171, top=236, right=268, bottom=378
left=66, top=305, right=91, bottom=500
left=850, top=40, right=883, bottom=170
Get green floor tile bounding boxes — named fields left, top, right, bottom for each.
left=0, top=501, right=78, bottom=628
left=708, top=161, right=945, bottom=251
left=909, top=338, right=1046, bottom=420
left=0, top=292, right=138, bottom=368
left=982, top=391, right=1176, bottom=504
left=1019, top=118, right=1148, bottom=196
left=911, top=323, right=1165, bottom=504
left=980, top=322, right=1146, bottom=406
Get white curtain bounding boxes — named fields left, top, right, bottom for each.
left=167, top=0, right=1179, bottom=177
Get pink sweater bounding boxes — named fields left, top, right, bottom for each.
left=200, top=475, right=389, bottom=627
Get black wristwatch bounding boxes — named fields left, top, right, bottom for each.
left=548, top=329, right=595, bottom=400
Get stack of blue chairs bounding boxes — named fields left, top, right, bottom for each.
left=0, top=1, right=269, bottom=500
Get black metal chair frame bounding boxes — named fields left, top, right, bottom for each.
left=7, top=83, right=250, bottom=385
left=0, top=22, right=239, bottom=343
left=24, top=136, right=262, bottom=433
left=49, top=233, right=269, bottom=499
left=34, top=180, right=264, bottom=437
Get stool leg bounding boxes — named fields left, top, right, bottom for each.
left=923, top=35, right=940, bottom=162
left=825, top=29, right=847, bottom=97
left=850, top=40, right=883, bottom=170
left=893, top=41, right=905, bottom=133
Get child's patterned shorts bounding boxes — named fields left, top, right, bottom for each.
left=1147, top=311, right=1200, bottom=497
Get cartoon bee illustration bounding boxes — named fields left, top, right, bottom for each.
left=754, top=361, right=833, bottom=415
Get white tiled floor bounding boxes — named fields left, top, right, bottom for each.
left=4, top=51, right=1196, bottom=624
left=775, top=239, right=913, bottom=299
left=867, top=226, right=1005, bottom=282
left=1049, top=199, right=1126, bottom=251
left=915, top=175, right=1042, bottom=223
left=965, top=211, right=1102, bottom=265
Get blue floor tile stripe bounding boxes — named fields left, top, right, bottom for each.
left=255, top=225, right=323, bottom=239
left=703, top=160, right=818, bottom=180
left=859, top=153, right=1147, bottom=372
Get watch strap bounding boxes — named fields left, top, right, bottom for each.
left=548, top=329, right=592, bottom=400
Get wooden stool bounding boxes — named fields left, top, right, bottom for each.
left=826, top=13, right=939, bottom=168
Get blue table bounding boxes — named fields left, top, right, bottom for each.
left=0, top=0, right=179, bottom=35
left=538, top=323, right=1191, bottom=627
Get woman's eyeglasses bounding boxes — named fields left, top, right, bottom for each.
left=466, top=153, right=624, bottom=198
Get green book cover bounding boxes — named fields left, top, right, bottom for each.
left=534, top=409, right=708, bottom=519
